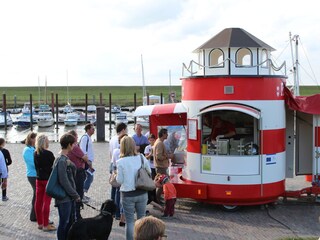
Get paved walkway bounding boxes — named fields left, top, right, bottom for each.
left=0, top=142, right=319, bottom=240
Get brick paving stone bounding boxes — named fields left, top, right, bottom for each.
left=0, top=142, right=319, bottom=240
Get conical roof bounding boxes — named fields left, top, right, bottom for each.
left=193, top=28, right=275, bottom=52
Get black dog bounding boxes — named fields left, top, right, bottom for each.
left=67, top=199, right=117, bottom=240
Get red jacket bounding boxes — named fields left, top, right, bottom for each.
left=163, top=182, right=176, bottom=200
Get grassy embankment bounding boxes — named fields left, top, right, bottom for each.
left=0, top=85, right=319, bottom=108
left=0, top=86, right=181, bottom=108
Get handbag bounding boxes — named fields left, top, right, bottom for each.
left=135, top=154, right=156, bottom=191
left=109, top=170, right=121, bottom=188
left=46, top=156, right=67, bottom=200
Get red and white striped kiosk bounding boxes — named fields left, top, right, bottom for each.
left=134, top=28, right=320, bottom=210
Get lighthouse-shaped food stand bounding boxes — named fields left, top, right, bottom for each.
left=180, top=28, right=287, bottom=209
left=134, top=28, right=320, bottom=210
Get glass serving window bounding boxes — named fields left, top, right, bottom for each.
left=201, top=110, right=259, bottom=156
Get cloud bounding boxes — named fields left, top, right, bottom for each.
left=0, top=0, right=319, bottom=87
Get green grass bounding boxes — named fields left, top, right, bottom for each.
left=298, top=85, right=320, bottom=96
left=0, top=85, right=319, bottom=108
left=0, top=86, right=181, bottom=108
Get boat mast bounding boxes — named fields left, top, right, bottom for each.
left=38, top=76, right=41, bottom=106
left=66, top=70, right=70, bottom=104
left=45, top=76, right=47, bottom=104
left=169, top=69, right=172, bottom=94
left=141, top=54, right=146, bottom=99
left=289, top=33, right=300, bottom=96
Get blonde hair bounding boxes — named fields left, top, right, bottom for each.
left=25, top=132, right=37, bottom=146
left=119, top=136, right=137, bottom=158
left=35, top=134, right=48, bottom=155
left=134, top=216, right=166, bottom=240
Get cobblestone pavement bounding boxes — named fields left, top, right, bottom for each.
left=0, top=142, right=319, bottom=240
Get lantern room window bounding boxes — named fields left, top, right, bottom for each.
left=209, top=48, right=224, bottom=68
left=261, top=49, right=269, bottom=68
left=236, top=48, right=252, bottom=67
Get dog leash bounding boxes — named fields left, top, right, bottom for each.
left=82, top=202, right=113, bottom=216
left=82, top=201, right=99, bottom=211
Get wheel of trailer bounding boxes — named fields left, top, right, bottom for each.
left=220, top=205, right=240, bottom=212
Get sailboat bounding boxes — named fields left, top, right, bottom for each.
left=0, top=111, right=13, bottom=127
left=136, top=54, right=149, bottom=127
left=63, top=70, right=74, bottom=114
left=38, top=77, right=51, bottom=112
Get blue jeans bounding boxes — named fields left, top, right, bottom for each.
left=121, top=192, right=148, bottom=240
left=57, top=201, right=74, bottom=240
left=83, top=171, right=94, bottom=193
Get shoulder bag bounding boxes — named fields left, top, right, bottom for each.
left=46, top=156, right=67, bottom=200
left=135, top=154, right=156, bottom=191
left=109, top=170, right=121, bottom=188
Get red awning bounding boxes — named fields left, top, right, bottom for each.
left=134, top=103, right=187, bottom=117
left=284, top=86, right=320, bottom=114
left=198, top=103, right=261, bottom=119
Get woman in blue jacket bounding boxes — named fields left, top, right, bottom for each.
left=22, top=132, right=37, bottom=222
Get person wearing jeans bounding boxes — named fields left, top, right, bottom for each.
left=121, top=192, right=148, bottom=239
left=79, top=124, right=95, bottom=198
left=57, top=201, right=74, bottom=240
left=0, top=138, right=12, bottom=201
left=116, top=136, right=150, bottom=240
left=67, top=130, right=90, bottom=220
left=55, top=134, right=80, bottom=240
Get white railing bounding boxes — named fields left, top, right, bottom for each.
left=182, top=58, right=286, bottom=77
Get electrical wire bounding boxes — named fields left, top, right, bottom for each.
left=265, top=205, right=300, bottom=238
left=298, top=36, right=320, bottom=86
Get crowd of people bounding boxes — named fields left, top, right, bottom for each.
left=19, top=123, right=96, bottom=240
left=0, top=122, right=177, bottom=240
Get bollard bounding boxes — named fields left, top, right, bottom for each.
left=96, top=106, right=105, bottom=142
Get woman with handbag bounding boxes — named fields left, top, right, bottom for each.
left=34, top=134, right=56, bottom=231
left=116, top=136, right=151, bottom=240
left=110, top=134, right=127, bottom=226
left=55, top=134, right=80, bottom=240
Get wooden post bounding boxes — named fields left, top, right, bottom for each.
left=134, top=93, right=137, bottom=125
left=96, top=106, right=105, bottom=142
left=109, top=93, right=112, bottom=137
left=30, top=94, right=33, bottom=131
left=55, top=94, right=59, bottom=129
left=99, top=93, right=103, bottom=106
left=2, top=94, right=7, bottom=130
left=14, top=95, right=17, bottom=109
left=85, top=93, right=88, bottom=123
left=51, top=92, right=55, bottom=118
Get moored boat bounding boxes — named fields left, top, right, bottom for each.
left=63, top=104, right=74, bottom=114
left=21, top=102, right=35, bottom=114
left=87, top=105, right=97, bottom=113
left=0, top=111, right=13, bottom=127
left=15, top=113, right=37, bottom=128
left=114, top=112, right=128, bottom=125
left=37, top=112, right=54, bottom=128
left=64, top=112, right=78, bottom=127
left=38, top=104, right=51, bottom=112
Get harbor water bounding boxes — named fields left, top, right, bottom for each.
left=0, top=112, right=138, bottom=143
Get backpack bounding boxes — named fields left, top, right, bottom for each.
left=79, top=134, right=90, bottom=169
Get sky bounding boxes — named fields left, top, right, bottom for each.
left=0, top=0, right=319, bottom=87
